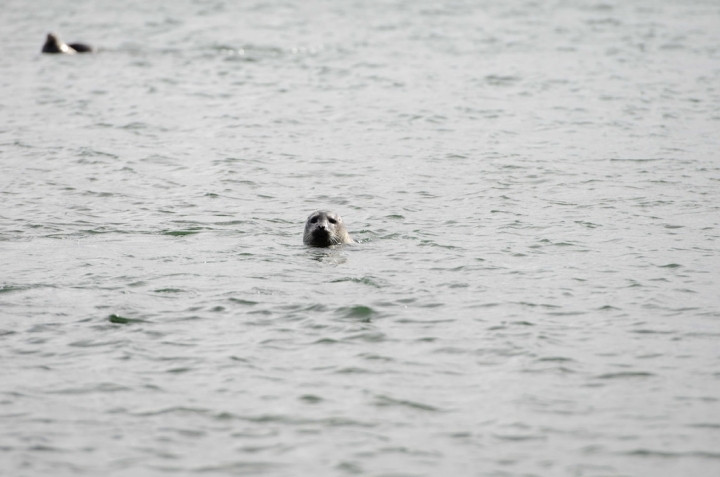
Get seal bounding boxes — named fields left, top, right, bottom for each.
left=42, top=33, right=95, bottom=54
left=303, top=210, right=354, bottom=247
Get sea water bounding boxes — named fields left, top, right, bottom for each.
left=1, top=0, right=720, bottom=475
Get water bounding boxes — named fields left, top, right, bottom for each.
left=2, top=0, right=720, bottom=475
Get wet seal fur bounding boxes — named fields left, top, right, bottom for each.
left=303, top=210, right=354, bottom=247
left=42, top=33, right=95, bottom=54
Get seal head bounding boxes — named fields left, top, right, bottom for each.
left=303, top=210, right=354, bottom=247
left=42, top=33, right=95, bottom=54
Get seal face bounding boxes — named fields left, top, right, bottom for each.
left=303, top=210, right=354, bottom=247
left=42, top=33, right=95, bottom=54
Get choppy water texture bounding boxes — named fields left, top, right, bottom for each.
left=2, top=0, right=720, bottom=475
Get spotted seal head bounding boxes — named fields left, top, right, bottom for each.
left=42, top=33, right=95, bottom=54
left=303, top=210, right=354, bottom=247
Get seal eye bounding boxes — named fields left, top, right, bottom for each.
left=310, top=217, right=318, bottom=223
left=328, top=218, right=337, bottom=224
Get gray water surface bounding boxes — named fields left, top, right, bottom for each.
left=2, top=0, right=720, bottom=476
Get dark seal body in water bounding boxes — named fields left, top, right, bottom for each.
left=303, top=210, right=354, bottom=247
left=41, top=33, right=95, bottom=54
